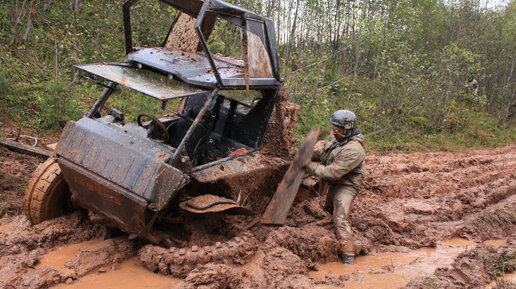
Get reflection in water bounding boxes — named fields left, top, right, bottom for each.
left=311, top=238, right=478, bottom=289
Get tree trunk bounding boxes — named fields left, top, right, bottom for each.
left=71, top=0, right=80, bottom=13
left=21, top=1, right=37, bottom=44
left=43, top=0, right=52, bottom=10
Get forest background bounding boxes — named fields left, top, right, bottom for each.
left=0, top=0, right=514, bottom=151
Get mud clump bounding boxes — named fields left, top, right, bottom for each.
left=261, top=247, right=313, bottom=289
left=64, top=238, right=136, bottom=276
left=0, top=249, right=77, bottom=289
left=177, top=264, right=244, bottom=289
left=264, top=224, right=339, bottom=266
left=0, top=212, right=109, bottom=256
left=6, top=268, right=75, bottom=289
left=261, top=86, right=299, bottom=159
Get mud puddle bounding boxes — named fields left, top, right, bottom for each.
left=36, top=239, right=111, bottom=274
left=311, top=238, right=506, bottom=289
left=32, top=239, right=180, bottom=288
left=52, top=258, right=180, bottom=289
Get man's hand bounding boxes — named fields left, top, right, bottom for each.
left=303, top=161, right=321, bottom=171
left=314, top=140, right=326, bottom=152
left=302, top=175, right=319, bottom=187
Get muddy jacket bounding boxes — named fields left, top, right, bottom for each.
left=307, top=134, right=365, bottom=190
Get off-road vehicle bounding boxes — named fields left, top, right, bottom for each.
left=25, top=0, right=293, bottom=246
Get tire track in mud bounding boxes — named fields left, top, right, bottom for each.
left=0, top=145, right=514, bottom=289
left=138, top=233, right=258, bottom=278
left=145, top=145, right=516, bottom=288
left=354, top=145, right=516, bottom=251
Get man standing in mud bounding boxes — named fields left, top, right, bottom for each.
left=304, top=110, right=365, bottom=265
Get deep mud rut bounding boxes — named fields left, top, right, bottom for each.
left=0, top=145, right=515, bottom=288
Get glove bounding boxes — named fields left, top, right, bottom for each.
left=303, top=161, right=320, bottom=172
left=314, top=140, right=326, bottom=152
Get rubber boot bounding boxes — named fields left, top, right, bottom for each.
left=342, top=255, right=354, bottom=265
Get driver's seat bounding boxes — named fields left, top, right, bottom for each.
left=166, top=118, right=209, bottom=166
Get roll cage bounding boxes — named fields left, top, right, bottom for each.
left=74, top=0, right=282, bottom=169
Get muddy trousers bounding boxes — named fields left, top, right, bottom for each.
left=329, top=185, right=358, bottom=257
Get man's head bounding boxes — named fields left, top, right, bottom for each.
left=330, top=110, right=356, bottom=139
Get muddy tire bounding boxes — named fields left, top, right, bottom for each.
left=24, top=157, right=70, bottom=225
left=138, top=233, right=258, bottom=277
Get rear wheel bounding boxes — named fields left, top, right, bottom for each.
left=24, top=158, right=70, bottom=224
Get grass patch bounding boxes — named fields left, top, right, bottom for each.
left=481, top=251, right=516, bottom=278
left=477, top=208, right=516, bottom=236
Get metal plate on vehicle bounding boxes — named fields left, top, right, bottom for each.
left=75, top=63, right=209, bottom=100
left=179, top=194, right=253, bottom=215
left=127, top=48, right=280, bottom=89
left=56, top=118, right=188, bottom=211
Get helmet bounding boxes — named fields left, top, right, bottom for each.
left=330, top=110, right=356, bottom=130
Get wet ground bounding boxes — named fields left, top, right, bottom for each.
left=0, top=144, right=515, bottom=288
left=312, top=238, right=507, bottom=289
left=2, top=235, right=511, bottom=289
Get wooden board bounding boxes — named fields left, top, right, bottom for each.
left=261, top=129, right=319, bottom=225
left=0, top=138, right=52, bottom=159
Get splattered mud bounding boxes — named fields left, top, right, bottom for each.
left=0, top=144, right=514, bottom=288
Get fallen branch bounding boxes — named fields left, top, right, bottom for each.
left=0, top=138, right=53, bottom=159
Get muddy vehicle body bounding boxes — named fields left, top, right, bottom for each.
left=25, top=0, right=290, bottom=245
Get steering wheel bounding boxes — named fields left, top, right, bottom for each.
left=136, top=113, right=170, bottom=144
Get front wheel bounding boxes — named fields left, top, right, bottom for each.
left=24, top=158, right=70, bottom=224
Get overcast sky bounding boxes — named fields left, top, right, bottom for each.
left=479, top=0, right=509, bottom=8
left=446, top=0, right=510, bottom=8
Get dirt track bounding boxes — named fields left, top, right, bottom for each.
left=0, top=145, right=515, bottom=288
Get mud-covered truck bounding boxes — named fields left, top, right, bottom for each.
left=25, top=0, right=294, bottom=247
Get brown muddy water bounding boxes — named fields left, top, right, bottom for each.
left=33, top=237, right=508, bottom=288
left=52, top=259, right=180, bottom=289
left=32, top=239, right=181, bottom=289
left=35, top=239, right=180, bottom=288
left=311, top=238, right=506, bottom=289
left=0, top=224, right=13, bottom=233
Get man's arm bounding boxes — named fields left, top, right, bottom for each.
left=311, top=140, right=326, bottom=161
left=307, top=145, right=364, bottom=181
